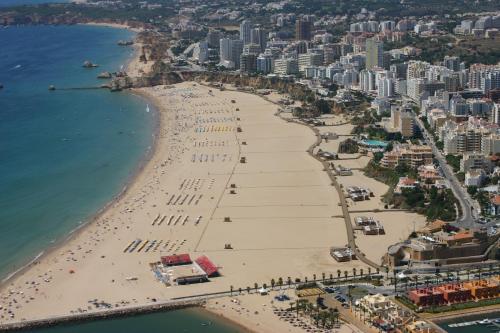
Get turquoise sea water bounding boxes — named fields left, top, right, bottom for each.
left=0, top=24, right=243, bottom=332
left=0, top=25, right=155, bottom=278
left=19, top=309, right=244, bottom=333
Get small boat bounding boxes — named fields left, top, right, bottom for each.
left=478, top=319, right=491, bottom=324
left=48, top=85, right=56, bottom=91
left=146, top=104, right=150, bottom=113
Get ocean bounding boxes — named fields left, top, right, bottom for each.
left=0, top=24, right=154, bottom=279
left=0, top=24, right=243, bottom=332
left=18, top=309, right=244, bottom=333
left=0, top=0, right=67, bottom=7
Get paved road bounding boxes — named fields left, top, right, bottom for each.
left=414, top=115, right=478, bottom=228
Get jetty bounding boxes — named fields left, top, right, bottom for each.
left=0, top=299, right=203, bottom=331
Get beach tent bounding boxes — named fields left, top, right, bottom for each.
left=259, top=288, right=269, bottom=295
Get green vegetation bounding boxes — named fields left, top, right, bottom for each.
left=385, top=32, right=500, bottom=66
left=473, top=190, right=491, bottom=216
left=171, top=40, right=191, bottom=56
left=364, top=161, right=457, bottom=221
left=364, top=161, right=417, bottom=189
left=390, top=187, right=457, bottom=221
left=445, top=154, right=462, bottom=173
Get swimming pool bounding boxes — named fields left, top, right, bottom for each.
left=360, top=139, right=388, bottom=147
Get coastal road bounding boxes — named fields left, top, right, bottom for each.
left=414, top=115, right=478, bottom=229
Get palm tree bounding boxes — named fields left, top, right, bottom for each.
left=347, top=285, right=354, bottom=305
left=278, top=277, right=283, bottom=289
left=271, top=278, right=276, bottom=290
left=289, top=302, right=295, bottom=312
left=344, top=270, right=348, bottom=281
left=287, top=276, right=292, bottom=289
left=263, top=283, right=268, bottom=290
left=352, top=267, right=357, bottom=279
left=246, top=286, right=251, bottom=294
left=322, top=272, right=326, bottom=281
left=313, top=274, right=317, bottom=281
left=393, top=270, right=398, bottom=293
left=254, top=282, right=259, bottom=292
left=320, top=311, right=328, bottom=328
left=305, top=276, right=308, bottom=283
left=230, top=285, right=234, bottom=295
left=238, top=287, right=242, bottom=294
left=329, top=273, right=333, bottom=281
left=368, top=267, right=372, bottom=278
left=360, top=268, right=364, bottom=280
left=337, top=269, right=342, bottom=280
left=425, top=276, right=431, bottom=287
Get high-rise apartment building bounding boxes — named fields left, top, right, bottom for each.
left=295, top=19, right=312, bottom=41
left=239, top=20, right=252, bottom=45
left=365, top=38, right=383, bottom=69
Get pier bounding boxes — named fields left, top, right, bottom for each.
left=0, top=298, right=203, bottom=331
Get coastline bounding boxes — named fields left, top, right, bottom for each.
left=81, top=21, right=143, bottom=33
left=1, top=28, right=426, bottom=331
left=0, top=23, right=154, bottom=287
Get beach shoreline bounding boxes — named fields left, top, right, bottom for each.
left=1, top=27, right=426, bottom=330
left=0, top=24, right=154, bottom=286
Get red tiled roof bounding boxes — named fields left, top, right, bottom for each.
left=161, top=254, right=192, bottom=266
left=195, top=255, right=219, bottom=277
left=491, top=195, right=500, bottom=206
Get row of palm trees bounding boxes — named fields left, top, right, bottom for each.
left=392, top=263, right=500, bottom=294
left=228, top=266, right=384, bottom=296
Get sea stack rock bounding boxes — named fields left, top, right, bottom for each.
left=83, top=60, right=99, bottom=68
left=97, top=71, right=112, bottom=79
left=117, top=40, right=134, bottom=46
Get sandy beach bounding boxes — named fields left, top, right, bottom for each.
left=0, top=78, right=425, bottom=331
